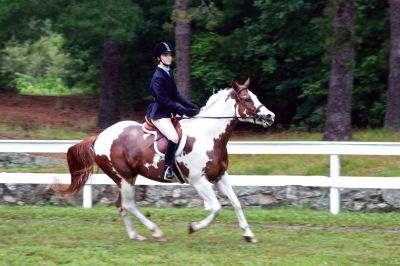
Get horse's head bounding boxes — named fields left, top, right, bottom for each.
left=231, top=78, right=275, bottom=128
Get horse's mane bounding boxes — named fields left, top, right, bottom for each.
left=200, top=88, right=231, bottom=113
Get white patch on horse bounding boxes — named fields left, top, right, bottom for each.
left=178, top=89, right=236, bottom=181
left=143, top=153, right=161, bottom=169
left=94, top=121, right=140, bottom=160
left=142, top=133, right=151, bottom=140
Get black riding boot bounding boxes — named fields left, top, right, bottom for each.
left=163, top=140, right=177, bottom=181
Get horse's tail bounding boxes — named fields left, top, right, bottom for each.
left=53, top=135, right=97, bottom=195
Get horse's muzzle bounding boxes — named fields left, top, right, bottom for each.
left=259, top=114, right=274, bottom=127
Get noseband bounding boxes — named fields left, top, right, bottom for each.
left=234, top=87, right=265, bottom=124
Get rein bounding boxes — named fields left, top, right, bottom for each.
left=188, top=116, right=239, bottom=119
left=183, top=87, right=265, bottom=123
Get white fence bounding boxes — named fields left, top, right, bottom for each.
left=1, top=140, right=400, bottom=214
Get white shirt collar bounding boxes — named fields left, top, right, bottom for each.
left=158, top=64, right=170, bottom=75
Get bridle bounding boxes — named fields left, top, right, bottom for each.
left=234, top=87, right=265, bottom=124
left=187, top=87, right=265, bottom=124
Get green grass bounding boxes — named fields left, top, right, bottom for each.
left=229, top=129, right=400, bottom=177
left=228, top=154, right=400, bottom=177
left=232, top=128, right=400, bottom=142
left=1, top=206, right=400, bottom=265
left=0, top=122, right=91, bottom=140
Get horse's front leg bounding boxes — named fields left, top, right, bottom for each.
left=189, top=177, right=221, bottom=233
left=216, top=172, right=257, bottom=243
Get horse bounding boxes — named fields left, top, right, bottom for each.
left=54, top=78, right=275, bottom=243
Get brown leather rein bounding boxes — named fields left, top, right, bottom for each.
left=186, top=87, right=265, bottom=124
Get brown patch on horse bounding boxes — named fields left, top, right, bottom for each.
left=106, top=124, right=169, bottom=183
left=116, top=192, right=122, bottom=209
left=203, top=120, right=237, bottom=183
left=182, top=136, right=195, bottom=155
left=107, top=125, right=145, bottom=185
left=95, top=155, right=122, bottom=187
left=230, top=79, right=258, bottom=118
left=137, top=142, right=166, bottom=182
left=176, top=136, right=196, bottom=177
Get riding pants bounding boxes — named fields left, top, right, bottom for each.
left=151, top=118, right=179, bottom=144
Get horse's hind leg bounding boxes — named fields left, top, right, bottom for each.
left=216, top=172, right=257, bottom=243
left=117, top=187, right=146, bottom=241
left=120, top=179, right=165, bottom=241
left=189, top=177, right=221, bottom=233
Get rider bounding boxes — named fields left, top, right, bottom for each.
left=146, top=42, right=199, bottom=181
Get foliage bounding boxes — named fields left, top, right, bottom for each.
left=353, top=0, right=389, bottom=127
left=244, top=0, right=329, bottom=128
left=55, top=1, right=143, bottom=44
left=0, top=0, right=395, bottom=129
left=0, top=23, right=79, bottom=95
left=191, top=31, right=242, bottom=103
left=14, top=74, right=71, bottom=96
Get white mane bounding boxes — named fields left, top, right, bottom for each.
left=200, top=88, right=232, bottom=113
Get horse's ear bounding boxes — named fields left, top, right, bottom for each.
left=244, top=77, right=250, bottom=88
left=231, top=80, right=239, bottom=90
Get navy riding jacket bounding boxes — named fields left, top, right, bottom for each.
left=146, top=67, right=195, bottom=120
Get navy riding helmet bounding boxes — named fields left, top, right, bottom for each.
left=153, top=42, right=175, bottom=61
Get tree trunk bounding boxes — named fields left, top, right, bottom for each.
left=323, top=0, right=354, bottom=141
left=174, top=0, right=192, bottom=98
left=97, top=42, right=121, bottom=129
left=385, top=0, right=400, bottom=131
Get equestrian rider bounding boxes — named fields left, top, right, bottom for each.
left=146, top=42, right=199, bottom=181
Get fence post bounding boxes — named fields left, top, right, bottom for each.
left=83, top=184, right=92, bottom=209
left=330, top=154, right=340, bottom=215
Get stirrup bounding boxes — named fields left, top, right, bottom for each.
left=163, top=166, right=174, bottom=181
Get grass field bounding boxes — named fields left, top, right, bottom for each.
left=1, top=206, right=400, bottom=265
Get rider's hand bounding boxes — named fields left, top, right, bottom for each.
left=190, top=104, right=200, bottom=111
left=185, top=108, right=199, bottom=117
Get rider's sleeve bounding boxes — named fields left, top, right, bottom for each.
left=176, top=90, right=196, bottom=109
left=152, top=77, right=187, bottom=116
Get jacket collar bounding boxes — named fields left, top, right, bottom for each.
left=157, top=66, right=174, bottom=81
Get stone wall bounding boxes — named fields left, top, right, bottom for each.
left=1, top=153, right=400, bottom=212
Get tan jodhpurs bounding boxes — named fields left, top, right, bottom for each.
left=151, top=118, right=179, bottom=144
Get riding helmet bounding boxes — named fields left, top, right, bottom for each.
left=153, top=42, right=174, bottom=60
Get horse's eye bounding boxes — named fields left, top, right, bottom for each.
left=245, top=98, right=252, bottom=103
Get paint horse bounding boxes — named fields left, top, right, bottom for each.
left=54, top=78, right=275, bottom=243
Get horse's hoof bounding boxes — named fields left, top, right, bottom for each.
left=244, top=236, right=258, bottom=243
left=132, top=234, right=147, bottom=241
left=188, top=222, right=196, bottom=234
left=154, top=236, right=167, bottom=242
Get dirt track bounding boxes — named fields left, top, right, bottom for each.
left=0, top=91, right=143, bottom=137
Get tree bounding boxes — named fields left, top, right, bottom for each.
left=174, top=0, right=192, bottom=98
left=384, top=0, right=400, bottom=130
left=97, top=42, right=121, bottom=128
left=323, top=0, right=354, bottom=140
left=55, top=0, right=143, bottom=128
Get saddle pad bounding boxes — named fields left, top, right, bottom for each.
left=142, top=120, right=187, bottom=157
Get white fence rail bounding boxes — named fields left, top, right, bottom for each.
left=1, top=140, right=400, bottom=214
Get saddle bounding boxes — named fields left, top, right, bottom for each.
left=143, top=117, right=188, bottom=183
left=143, top=116, right=187, bottom=157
